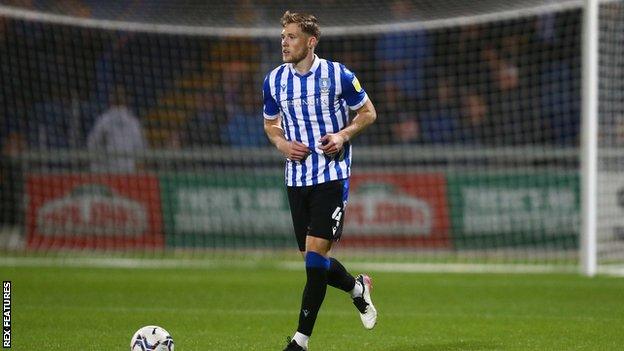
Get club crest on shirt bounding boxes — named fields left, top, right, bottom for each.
left=320, top=78, right=331, bottom=93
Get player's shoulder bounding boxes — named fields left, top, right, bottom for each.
left=265, top=63, right=289, bottom=80
left=317, top=56, right=335, bottom=65
left=317, top=57, right=344, bottom=70
left=316, top=57, right=355, bottom=79
left=263, top=64, right=289, bottom=91
left=324, top=59, right=355, bottom=77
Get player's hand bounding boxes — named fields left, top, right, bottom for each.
left=319, top=133, right=346, bottom=157
left=277, top=140, right=311, bottom=161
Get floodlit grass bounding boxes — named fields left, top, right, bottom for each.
left=1, top=261, right=623, bottom=350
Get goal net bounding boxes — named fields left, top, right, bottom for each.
left=597, top=0, right=624, bottom=275
left=0, top=0, right=619, bottom=273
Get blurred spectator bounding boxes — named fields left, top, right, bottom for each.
left=391, top=118, right=419, bottom=144
left=212, top=38, right=263, bottom=147
left=187, top=91, right=227, bottom=146
left=94, top=37, right=132, bottom=108
left=459, top=90, right=489, bottom=144
left=419, top=76, right=462, bottom=144
left=384, top=83, right=420, bottom=144
left=535, top=13, right=557, bottom=45
left=488, top=55, right=540, bottom=145
left=87, top=85, right=147, bottom=172
left=0, top=2, right=589, bottom=150
left=444, top=24, right=491, bottom=92
left=540, top=60, right=578, bottom=145
left=27, top=87, right=72, bottom=150
left=375, top=0, right=431, bottom=101
left=222, top=85, right=267, bottom=147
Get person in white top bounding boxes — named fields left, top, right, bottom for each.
left=87, top=86, right=146, bottom=173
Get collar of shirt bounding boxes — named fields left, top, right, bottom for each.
left=288, top=54, right=321, bottom=78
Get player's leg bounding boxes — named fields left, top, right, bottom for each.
left=319, top=179, right=377, bottom=329
left=296, top=180, right=348, bottom=340
left=321, top=179, right=358, bottom=293
left=285, top=185, right=319, bottom=351
left=325, top=257, right=377, bottom=329
left=285, top=181, right=343, bottom=350
left=286, top=237, right=332, bottom=351
left=327, top=257, right=355, bottom=291
left=287, top=186, right=310, bottom=254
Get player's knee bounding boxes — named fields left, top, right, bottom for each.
left=305, top=236, right=332, bottom=255
left=305, top=251, right=330, bottom=270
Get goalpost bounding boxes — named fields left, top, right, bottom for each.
left=580, top=0, right=598, bottom=276
left=589, top=0, right=624, bottom=276
left=0, top=0, right=622, bottom=274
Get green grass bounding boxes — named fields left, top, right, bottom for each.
left=1, top=262, right=623, bottom=350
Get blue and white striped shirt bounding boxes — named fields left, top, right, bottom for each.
left=263, top=55, right=368, bottom=187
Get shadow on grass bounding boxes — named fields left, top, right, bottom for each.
left=385, top=340, right=501, bottom=351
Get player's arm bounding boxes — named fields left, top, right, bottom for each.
left=339, top=98, right=377, bottom=142
left=319, top=99, right=376, bottom=156
left=319, top=66, right=377, bottom=156
left=262, top=74, right=310, bottom=161
left=264, top=117, right=310, bottom=161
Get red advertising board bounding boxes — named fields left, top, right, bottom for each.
left=26, top=174, right=164, bottom=250
left=342, top=172, right=451, bottom=248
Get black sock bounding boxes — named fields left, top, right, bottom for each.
left=297, top=253, right=329, bottom=336
left=327, top=258, right=356, bottom=293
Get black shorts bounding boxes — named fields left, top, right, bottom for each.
left=287, top=179, right=349, bottom=252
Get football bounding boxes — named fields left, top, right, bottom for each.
left=130, top=326, right=174, bottom=351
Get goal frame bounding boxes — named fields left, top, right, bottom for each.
left=580, top=0, right=599, bottom=277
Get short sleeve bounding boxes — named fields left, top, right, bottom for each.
left=263, top=75, right=280, bottom=120
left=339, top=64, right=368, bottom=110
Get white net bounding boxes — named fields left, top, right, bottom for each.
left=597, top=0, right=624, bottom=273
left=0, top=0, right=613, bottom=271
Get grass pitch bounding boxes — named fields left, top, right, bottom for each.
left=1, top=260, right=623, bottom=350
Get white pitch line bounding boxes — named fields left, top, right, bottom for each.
left=0, top=256, right=258, bottom=270
left=279, top=261, right=579, bottom=274
left=0, top=256, right=586, bottom=275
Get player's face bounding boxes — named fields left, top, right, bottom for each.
left=281, top=23, right=312, bottom=64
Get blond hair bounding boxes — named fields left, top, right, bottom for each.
left=280, top=11, right=320, bottom=39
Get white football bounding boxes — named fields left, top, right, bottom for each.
left=130, top=325, right=174, bottom=351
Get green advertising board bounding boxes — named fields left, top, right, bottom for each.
left=447, top=172, right=579, bottom=249
left=160, top=172, right=293, bottom=248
